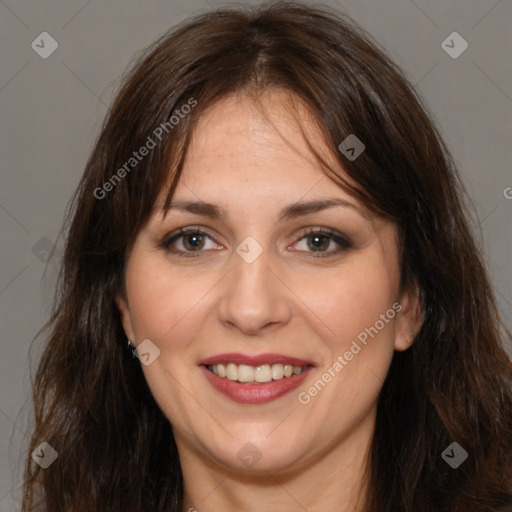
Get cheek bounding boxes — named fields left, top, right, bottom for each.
left=294, top=264, right=398, bottom=417
left=124, top=256, right=215, bottom=421
left=299, top=257, right=399, bottom=352
left=124, top=254, right=214, bottom=345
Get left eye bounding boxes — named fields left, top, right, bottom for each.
left=291, top=228, right=351, bottom=257
left=161, top=227, right=351, bottom=259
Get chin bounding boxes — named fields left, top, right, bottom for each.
left=204, top=425, right=315, bottom=474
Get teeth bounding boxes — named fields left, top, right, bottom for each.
left=254, top=364, right=272, bottom=383
left=272, top=364, right=284, bottom=380
left=217, top=363, right=226, bottom=378
left=238, top=364, right=254, bottom=382
left=226, top=363, right=238, bottom=381
left=207, top=363, right=307, bottom=383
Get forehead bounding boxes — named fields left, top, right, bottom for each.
left=191, top=90, right=316, bottom=146
left=169, top=90, right=351, bottom=198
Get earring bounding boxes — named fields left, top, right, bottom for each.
left=409, top=330, right=414, bottom=340
left=127, top=339, right=136, bottom=358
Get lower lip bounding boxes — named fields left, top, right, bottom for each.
left=201, top=365, right=315, bottom=404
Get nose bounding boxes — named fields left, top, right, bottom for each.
left=217, top=244, right=292, bottom=336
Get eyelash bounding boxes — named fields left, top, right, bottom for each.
left=160, top=226, right=352, bottom=259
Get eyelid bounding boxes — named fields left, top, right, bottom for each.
left=293, top=226, right=351, bottom=246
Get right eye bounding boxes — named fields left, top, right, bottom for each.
left=160, top=227, right=222, bottom=258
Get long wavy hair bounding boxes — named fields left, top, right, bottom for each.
left=21, top=2, right=512, bottom=511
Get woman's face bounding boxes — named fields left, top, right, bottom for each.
left=117, top=90, right=420, bottom=475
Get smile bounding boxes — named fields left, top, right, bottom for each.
left=199, top=353, right=315, bottom=404
left=206, top=362, right=308, bottom=383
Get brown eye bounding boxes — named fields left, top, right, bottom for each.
left=306, top=233, right=330, bottom=251
left=161, top=227, right=219, bottom=258
left=292, top=228, right=352, bottom=258
left=181, top=232, right=206, bottom=251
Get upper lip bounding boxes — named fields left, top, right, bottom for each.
left=199, top=353, right=315, bottom=367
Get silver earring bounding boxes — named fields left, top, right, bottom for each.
left=409, top=331, right=414, bottom=339
left=126, top=340, right=137, bottom=359
left=127, top=339, right=136, bottom=358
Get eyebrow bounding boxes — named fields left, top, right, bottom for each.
left=163, top=197, right=364, bottom=222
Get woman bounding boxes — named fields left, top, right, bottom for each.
left=22, top=2, right=512, bottom=511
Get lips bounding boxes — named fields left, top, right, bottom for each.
left=199, top=353, right=316, bottom=404
left=199, top=353, right=315, bottom=367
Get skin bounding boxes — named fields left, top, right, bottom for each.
left=117, top=90, right=422, bottom=512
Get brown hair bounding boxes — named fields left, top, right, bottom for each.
left=21, top=1, right=512, bottom=511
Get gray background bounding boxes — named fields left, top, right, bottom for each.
left=0, top=0, right=511, bottom=509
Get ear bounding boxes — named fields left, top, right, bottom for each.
left=116, top=293, right=135, bottom=342
left=394, top=282, right=423, bottom=352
